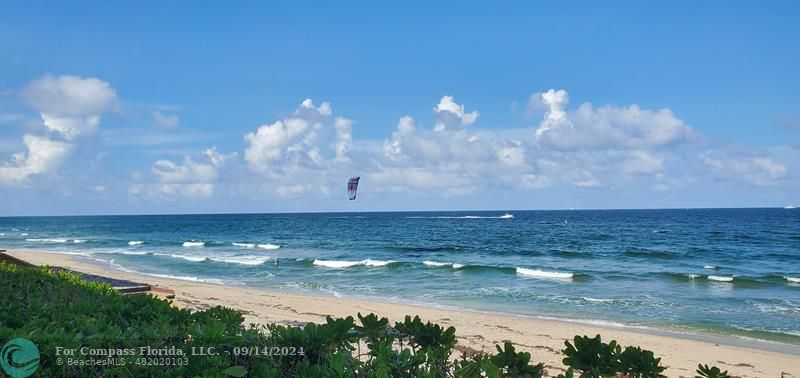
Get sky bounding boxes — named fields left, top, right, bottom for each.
left=0, top=2, right=798, bottom=216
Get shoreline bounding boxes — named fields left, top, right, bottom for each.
left=5, top=249, right=799, bottom=376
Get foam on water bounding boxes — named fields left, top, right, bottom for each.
left=583, top=297, right=614, bottom=303
left=232, top=243, right=255, bottom=248
left=313, top=260, right=360, bottom=268
left=516, top=267, right=574, bottom=280
left=109, top=262, right=227, bottom=284
left=423, top=261, right=465, bottom=269
left=313, top=259, right=394, bottom=268
left=363, top=259, right=394, bottom=267
left=708, top=275, right=734, bottom=282
left=73, top=239, right=87, bottom=243
left=704, top=265, right=717, bottom=270
left=128, top=241, right=144, bottom=246
left=211, top=255, right=271, bottom=266
left=785, top=276, right=800, bottom=283
left=257, top=243, right=280, bottom=250
left=26, top=238, right=67, bottom=243
left=157, top=253, right=207, bottom=262
left=182, top=241, right=205, bottom=247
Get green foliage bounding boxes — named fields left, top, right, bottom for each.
left=617, top=346, right=666, bottom=378
left=489, top=342, right=544, bottom=377
left=696, top=363, right=731, bottom=378
left=562, top=335, right=621, bottom=377
left=561, top=335, right=667, bottom=378
left=0, top=262, right=736, bottom=377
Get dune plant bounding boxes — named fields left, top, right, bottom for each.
left=696, top=363, right=731, bottom=378
left=0, top=262, right=736, bottom=377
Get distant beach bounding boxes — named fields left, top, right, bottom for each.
left=5, top=249, right=798, bottom=377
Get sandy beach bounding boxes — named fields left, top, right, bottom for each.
left=5, top=249, right=798, bottom=377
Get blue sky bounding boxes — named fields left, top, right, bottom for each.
left=0, top=2, right=798, bottom=215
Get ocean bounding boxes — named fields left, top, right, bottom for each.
left=1, top=208, right=798, bottom=344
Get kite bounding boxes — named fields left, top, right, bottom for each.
left=347, top=177, right=360, bottom=200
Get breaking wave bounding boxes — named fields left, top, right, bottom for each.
left=516, top=268, right=574, bottom=280
left=26, top=238, right=68, bottom=243
left=423, top=261, right=465, bottom=269
left=708, top=275, right=734, bottom=282
left=313, top=259, right=395, bottom=268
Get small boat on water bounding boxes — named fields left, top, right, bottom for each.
left=784, top=204, right=797, bottom=209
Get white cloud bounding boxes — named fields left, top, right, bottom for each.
left=138, top=147, right=235, bottom=198
left=40, top=113, right=101, bottom=140
left=382, top=116, right=417, bottom=161
left=152, top=111, right=180, bottom=129
left=0, top=134, right=72, bottom=185
left=701, top=152, right=787, bottom=186
left=333, top=117, right=353, bottom=162
left=152, top=158, right=218, bottom=183
left=276, top=184, right=308, bottom=198
left=22, top=74, right=117, bottom=140
left=377, top=107, right=546, bottom=193
left=53, top=87, right=791, bottom=205
left=433, top=96, right=479, bottom=132
left=244, top=99, right=352, bottom=174
left=532, top=89, right=571, bottom=138
left=532, top=89, right=695, bottom=150
left=0, top=75, right=118, bottom=187
left=620, top=151, right=664, bottom=176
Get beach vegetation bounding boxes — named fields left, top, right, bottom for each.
left=0, top=262, right=733, bottom=377
left=696, top=363, right=731, bottom=378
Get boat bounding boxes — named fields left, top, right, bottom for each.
left=785, top=204, right=797, bottom=209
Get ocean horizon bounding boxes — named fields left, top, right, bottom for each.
left=2, top=208, right=798, bottom=345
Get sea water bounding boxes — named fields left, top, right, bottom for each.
left=1, top=208, right=798, bottom=344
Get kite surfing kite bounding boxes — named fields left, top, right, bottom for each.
left=347, top=177, right=360, bottom=200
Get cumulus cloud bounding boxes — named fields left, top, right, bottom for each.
left=22, top=74, right=117, bottom=140
left=619, top=151, right=664, bottom=176
left=138, top=147, right=235, bottom=198
left=0, top=134, right=72, bottom=185
left=0, top=75, right=118, bottom=186
left=104, top=88, right=793, bottom=205
left=376, top=108, right=545, bottom=194
left=433, top=96, right=479, bottom=132
left=532, top=89, right=695, bottom=150
left=244, top=99, right=352, bottom=174
left=532, top=89, right=571, bottom=138
left=152, top=111, right=180, bottom=129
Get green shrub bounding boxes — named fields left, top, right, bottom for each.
left=0, top=262, right=736, bottom=377
left=561, top=335, right=667, bottom=378
left=696, top=363, right=731, bottom=378
left=562, top=335, right=621, bottom=377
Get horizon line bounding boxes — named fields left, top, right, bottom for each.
left=0, top=206, right=793, bottom=218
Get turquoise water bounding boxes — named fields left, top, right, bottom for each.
left=1, top=209, right=798, bottom=344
